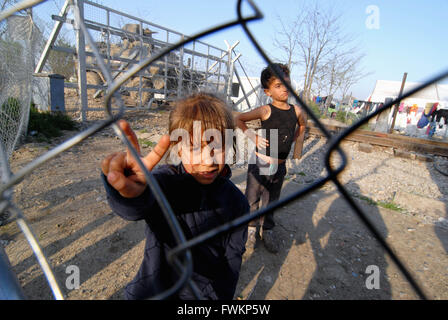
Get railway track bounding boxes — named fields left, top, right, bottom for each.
left=307, top=120, right=448, bottom=158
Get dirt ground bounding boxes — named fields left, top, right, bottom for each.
left=1, top=106, right=447, bottom=300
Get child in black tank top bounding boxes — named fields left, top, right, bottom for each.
left=235, top=63, right=307, bottom=253
left=259, top=103, right=298, bottom=160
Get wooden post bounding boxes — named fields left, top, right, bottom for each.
left=389, top=72, right=407, bottom=133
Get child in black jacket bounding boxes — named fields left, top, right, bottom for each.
left=101, top=93, right=248, bottom=300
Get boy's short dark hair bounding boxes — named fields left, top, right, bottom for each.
left=260, top=63, right=290, bottom=89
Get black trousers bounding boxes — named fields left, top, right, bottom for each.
left=245, top=158, right=286, bottom=230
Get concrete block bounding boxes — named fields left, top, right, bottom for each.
left=394, top=149, right=414, bottom=159
left=416, top=154, right=433, bottom=162
left=358, top=143, right=373, bottom=153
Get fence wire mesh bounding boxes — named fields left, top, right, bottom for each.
left=1, top=0, right=448, bottom=300
left=59, top=0, right=235, bottom=116
left=0, top=12, right=39, bottom=161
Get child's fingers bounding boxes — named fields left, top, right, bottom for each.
left=108, top=152, right=127, bottom=174
left=101, top=152, right=120, bottom=175
left=142, top=134, right=171, bottom=171
left=105, top=152, right=146, bottom=197
left=256, top=136, right=269, bottom=149
left=107, top=170, right=145, bottom=198
left=261, top=138, right=269, bottom=147
left=117, top=120, right=141, bottom=158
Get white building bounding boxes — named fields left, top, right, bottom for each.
left=230, top=76, right=303, bottom=112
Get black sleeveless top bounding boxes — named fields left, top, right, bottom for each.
left=258, top=104, right=298, bottom=160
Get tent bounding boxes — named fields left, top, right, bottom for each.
left=369, top=80, right=448, bottom=110
left=367, top=80, right=448, bottom=137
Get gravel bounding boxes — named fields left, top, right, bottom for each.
left=231, top=130, right=448, bottom=225
left=280, top=134, right=448, bottom=223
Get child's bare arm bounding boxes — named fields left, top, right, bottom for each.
left=235, top=106, right=270, bottom=149
left=101, top=120, right=170, bottom=198
left=293, top=106, right=307, bottom=159
left=293, top=105, right=307, bottom=140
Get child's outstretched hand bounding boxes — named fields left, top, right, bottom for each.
left=246, top=130, right=269, bottom=150
left=254, top=134, right=269, bottom=150
left=101, top=120, right=170, bottom=198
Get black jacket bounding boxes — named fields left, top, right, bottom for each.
left=102, top=163, right=249, bottom=300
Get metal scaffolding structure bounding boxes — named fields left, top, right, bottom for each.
left=35, top=0, right=241, bottom=121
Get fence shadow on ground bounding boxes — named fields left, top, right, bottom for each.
left=236, top=136, right=392, bottom=299
left=428, top=160, right=448, bottom=254
left=13, top=212, right=146, bottom=299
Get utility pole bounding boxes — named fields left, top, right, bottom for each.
left=389, top=72, right=407, bottom=134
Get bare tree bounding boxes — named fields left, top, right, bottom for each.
left=0, top=0, right=19, bottom=11
left=319, top=50, right=364, bottom=96
left=274, top=2, right=368, bottom=103
left=273, top=14, right=301, bottom=72
left=298, top=3, right=343, bottom=102
left=0, top=0, right=20, bottom=36
left=312, top=63, right=327, bottom=97
left=335, top=53, right=372, bottom=102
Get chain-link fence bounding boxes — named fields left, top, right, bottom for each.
left=1, top=0, right=448, bottom=300
left=0, top=10, right=43, bottom=162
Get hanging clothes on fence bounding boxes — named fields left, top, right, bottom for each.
left=417, top=102, right=438, bottom=128
left=410, top=104, right=419, bottom=114
left=432, top=108, right=448, bottom=127
left=427, top=120, right=437, bottom=137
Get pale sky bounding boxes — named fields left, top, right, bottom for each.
left=33, top=0, right=448, bottom=100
